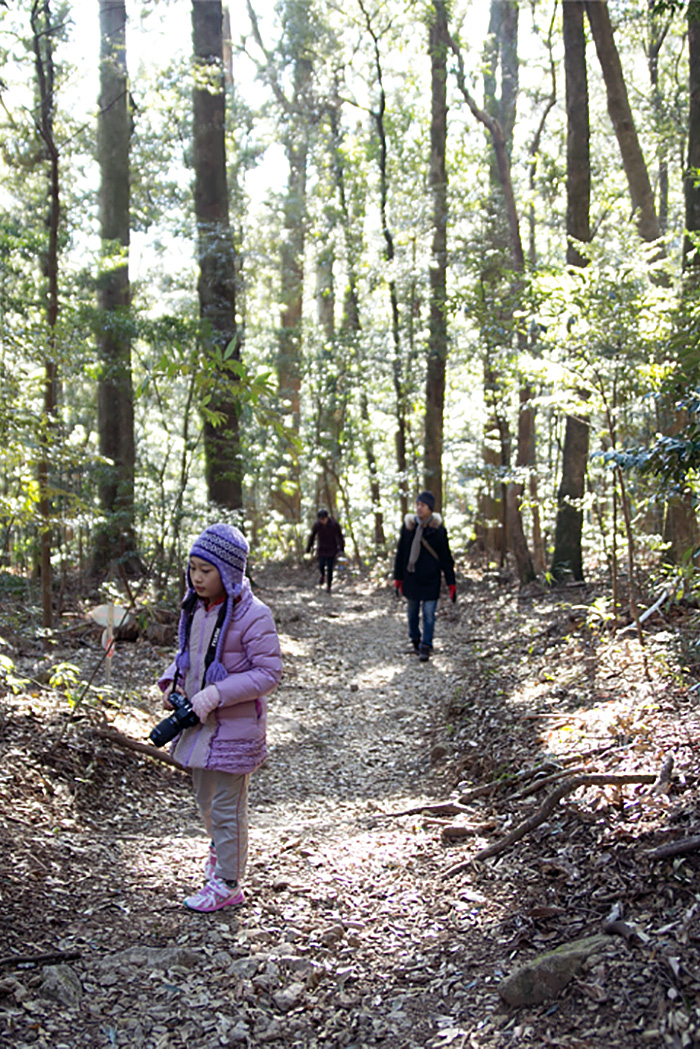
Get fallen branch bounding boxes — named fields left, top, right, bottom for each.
left=441, top=821, right=498, bottom=843
left=92, top=726, right=185, bottom=771
left=647, top=835, right=700, bottom=861
left=443, top=772, right=658, bottom=878
left=511, top=765, right=590, bottom=801
left=457, top=761, right=564, bottom=804
left=386, top=801, right=474, bottom=818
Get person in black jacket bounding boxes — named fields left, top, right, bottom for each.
left=305, top=509, right=345, bottom=592
left=393, top=491, right=456, bottom=661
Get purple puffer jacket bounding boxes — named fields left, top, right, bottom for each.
left=158, top=583, right=282, bottom=773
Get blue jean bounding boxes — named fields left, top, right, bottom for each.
left=406, top=598, right=437, bottom=648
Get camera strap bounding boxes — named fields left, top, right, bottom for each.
left=171, top=599, right=229, bottom=693
left=201, top=600, right=229, bottom=687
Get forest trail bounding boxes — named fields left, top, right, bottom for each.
left=1, top=562, right=698, bottom=1048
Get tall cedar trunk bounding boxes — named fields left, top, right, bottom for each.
left=647, top=2, right=669, bottom=232
left=314, top=241, right=341, bottom=513
left=271, top=38, right=311, bottom=527
left=685, top=2, right=700, bottom=270
left=32, top=0, right=59, bottom=628
left=551, top=0, right=591, bottom=582
left=660, top=0, right=700, bottom=561
left=330, top=98, right=385, bottom=547
left=94, top=0, right=137, bottom=576
left=191, top=0, right=242, bottom=510
left=362, top=4, right=409, bottom=517
left=445, top=2, right=533, bottom=581
left=481, top=1, right=534, bottom=582
left=424, top=0, right=449, bottom=510
left=584, top=0, right=663, bottom=248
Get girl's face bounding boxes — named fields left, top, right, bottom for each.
left=189, top=556, right=226, bottom=605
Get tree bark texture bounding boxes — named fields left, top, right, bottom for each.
left=361, top=1, right=409, bottom=516
left=424, top=0, right=449, bottom=509
left=552, top=411, right=589, bottom=582
left=330, top=98, right=386, bottom=548
left=564, top=0, right=591, bottom=266
left=685, top=1, right=700, bottom=270
left=551, top=0, right=591, bottom=583
left=191, top=0, right=242, bottom=510
left=32, top=0, right=60, bottom=627
left=659, top=1, right=700, bottom=561
left=314, top=243, right=342, bottom=514
left=584, top=0, right=662, bottom=247
left=94, top=0, right=137, bottom=575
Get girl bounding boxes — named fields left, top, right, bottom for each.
left=158, top=523, right=282, bottom=912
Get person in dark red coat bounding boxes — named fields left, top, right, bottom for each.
left=305, top=509, right=345, bottom=592
left=393, top=491, right=456, bottom=661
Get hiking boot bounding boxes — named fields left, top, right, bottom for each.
left=204, top=843, right=216, bottom=881
left=410, top=638, right=420, bottom=653
left=418, top=643, right=431, bottom=662
left=184, top=875, right=244, bottom=913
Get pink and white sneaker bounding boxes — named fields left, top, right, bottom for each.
left=184, top=875, right=244, bottom=913
left=204, top=844, right=216, bottom=880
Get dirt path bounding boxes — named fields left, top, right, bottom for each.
left=1, top=563, right=697, bottom=1047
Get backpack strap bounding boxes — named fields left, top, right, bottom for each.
left=421, top=536, right=439, bottom=561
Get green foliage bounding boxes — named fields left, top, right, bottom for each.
left=603, top=388, right=700, bottom=499
left=0, top=640, right=28, bottom=694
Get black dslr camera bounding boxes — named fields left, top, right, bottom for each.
left=149, top=690, right=199, bottom=748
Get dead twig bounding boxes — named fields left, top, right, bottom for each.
left=647, top=835, right=700, bottom=861
left=457, top=761, right=564, bottom=804
left=511, top=765, right=590, bottom=801
left=443, top=772, right=658, bottom=878
left=386, top=801, right=473, bottom=818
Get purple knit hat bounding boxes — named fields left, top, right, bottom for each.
left=175, top=523, right=249, bottom=684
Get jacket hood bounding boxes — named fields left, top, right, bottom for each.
left=405, top=512, right=442, bottom=530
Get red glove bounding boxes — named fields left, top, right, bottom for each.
left=449, top=585, right=457, bottom=603
left=394, top=579, right=403, bottom=596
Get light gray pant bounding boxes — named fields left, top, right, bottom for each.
left=191, top=768, right=249, bottom=885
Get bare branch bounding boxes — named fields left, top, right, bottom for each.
left=443, top=772, right=658, bottom=878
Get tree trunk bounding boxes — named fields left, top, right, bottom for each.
left=31, top=0, right=60, bottom=628
left=191, top=0, right=242, bottom=510
left=329, top=95, right=386, bottom=549
left=660, top=0, right=700, bottom=562
left=584, top=0, right=663, bottom=249
left=647, top=2, right=670, bottom=233
left=361, top=1, right=409, bottom=517
left=276, top=108, right=308, bottom=523
left=424, top=0, right=449, bottom=509
left=685, top=1, right=700, bottom=271
left=94, top=0, right=138, bottom=577
left=314, top=241, right=342, bottom=514
left=447, top=1, right=534, bottom=583
left=551, top=0, right=591, bottom=582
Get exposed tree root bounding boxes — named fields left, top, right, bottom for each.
left=443, top=772, right=658, bottom=878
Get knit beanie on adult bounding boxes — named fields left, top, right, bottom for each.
left=416, top=490, right=436, bottom=512
left=175, top=523, right=249, bottom=684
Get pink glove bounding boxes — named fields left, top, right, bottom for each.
left=191, top=684, right=221, bottom=722
left=449, top=585, right=457, bottom=603
left=394, top=579, right=403, bottom=596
